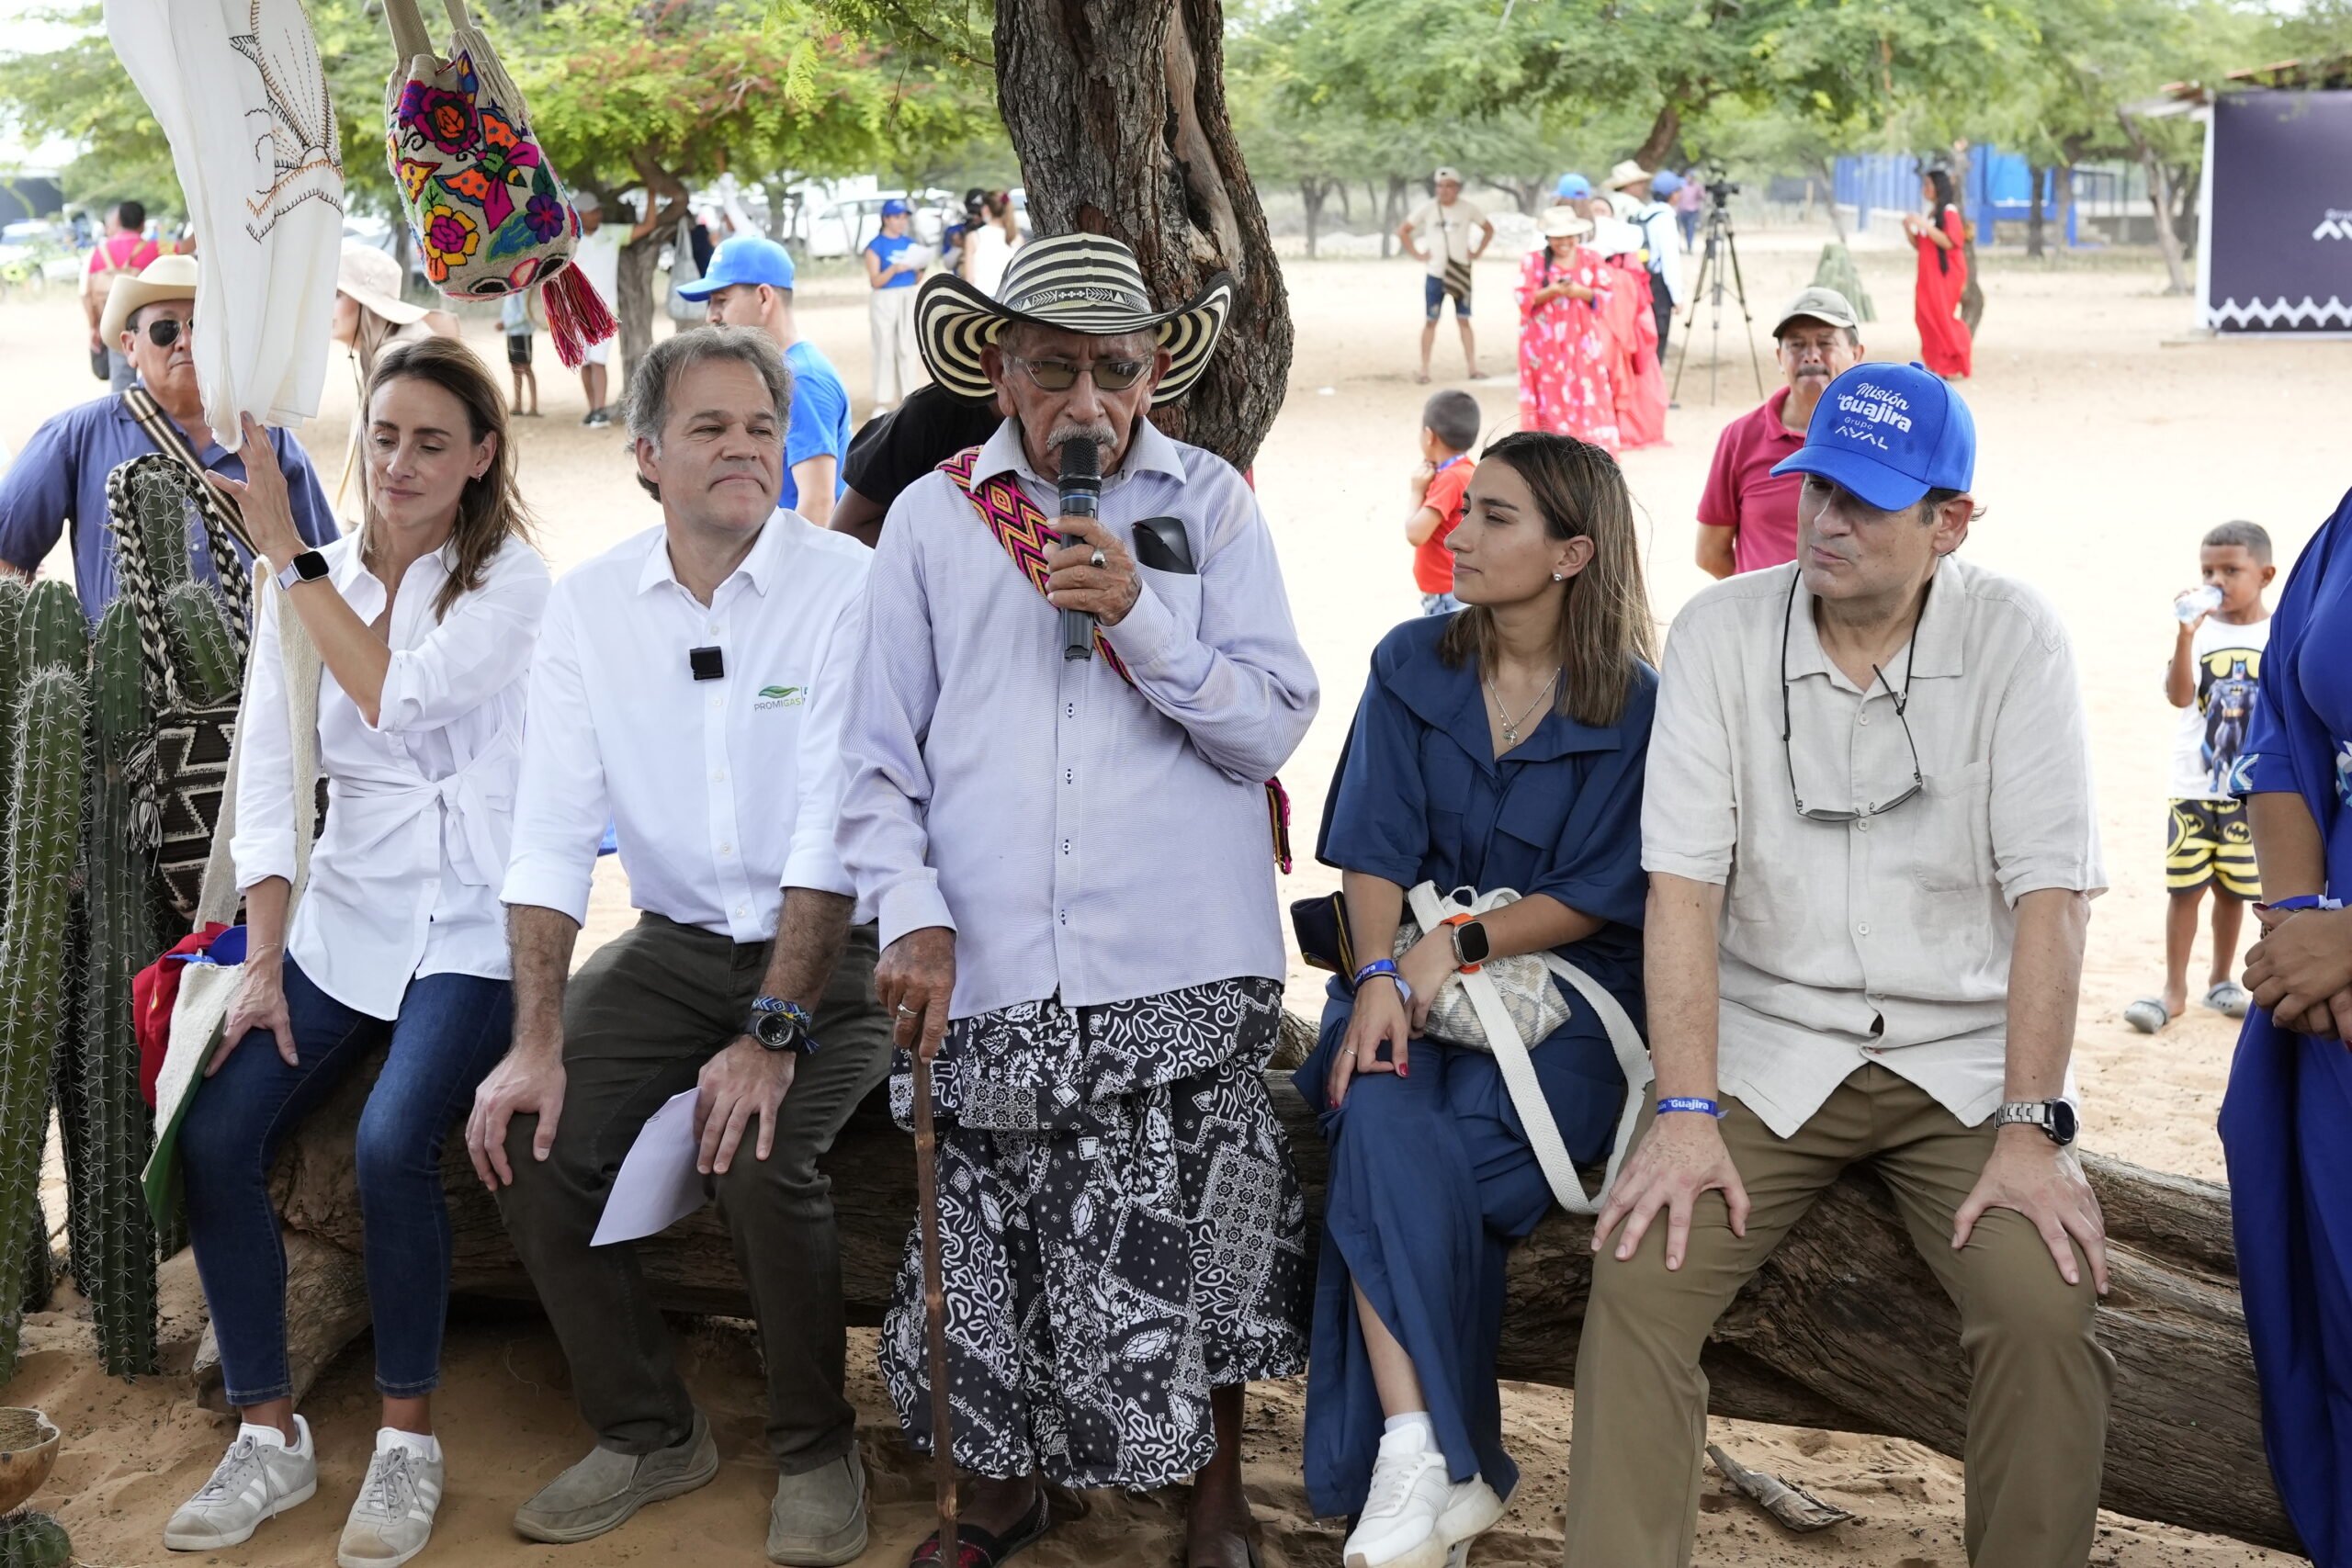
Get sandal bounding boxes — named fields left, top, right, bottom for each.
left=910, top=1488, right=1052, bottom=1568
left=2202, top=981, right=2252, bottom=1019
left=2124, top=998, right=2171, bottom=1034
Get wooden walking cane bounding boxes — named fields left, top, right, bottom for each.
left=910, top=1045, right=958, bottom=1565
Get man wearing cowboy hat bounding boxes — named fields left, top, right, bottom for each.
left=0, top=253, right=337, bottom=619
left=840, top=232, right=1319, bottom=1568
left=1604, top=160, right=1687, bottom=363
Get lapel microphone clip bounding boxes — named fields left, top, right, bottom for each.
left=689, top=646, right=726, bottom=682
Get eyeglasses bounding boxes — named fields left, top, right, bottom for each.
left=1779, top=572, right=1926, bottom=822
left=139, top=316, right=192, bottom=348
left=1007, top=355, right=1148, bottom=393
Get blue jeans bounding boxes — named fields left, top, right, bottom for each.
left=180, top=959, right=513, bottom=1405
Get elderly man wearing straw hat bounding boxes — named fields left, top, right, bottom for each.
left=0, top=253, right=339, bottom=619
left=839, top=232, right=1320, bottom=1568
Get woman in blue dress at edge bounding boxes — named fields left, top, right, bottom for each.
left=1298, top=431, right=1657, bottom=1568
left=2220, top=484, right=2352, bottom=1568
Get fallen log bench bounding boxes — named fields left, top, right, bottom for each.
left=198, top=1032, right=2297, bottom=1554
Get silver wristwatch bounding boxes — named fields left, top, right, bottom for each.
left=1992, top=1099, right=2078, bottom=1146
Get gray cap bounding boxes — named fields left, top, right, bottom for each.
left=575, top=191, right=602, bottom=215
left=1773, top=285, right=1858, bottom=336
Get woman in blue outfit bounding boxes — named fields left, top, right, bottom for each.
left=1298, top=431, right=1657, bottom=1568
left=2220, top=485, right=2352, bottom=1567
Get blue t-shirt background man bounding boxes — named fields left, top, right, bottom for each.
left=678, top=235, right=853, bottom=525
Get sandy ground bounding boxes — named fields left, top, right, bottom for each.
left=1, top=224, right=2342, bottom=1566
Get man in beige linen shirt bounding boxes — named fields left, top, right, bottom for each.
left=1565, top=364, right=2114, bottom=1568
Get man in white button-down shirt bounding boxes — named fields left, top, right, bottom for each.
left=1565, top=365, right=2114, bottom=1568
left=464, top=327, right=888, bottom=1564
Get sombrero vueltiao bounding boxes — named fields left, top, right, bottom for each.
left=915, top=232, right=1234, bottom=408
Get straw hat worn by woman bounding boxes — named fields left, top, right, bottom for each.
left=1517, top=206, right=1618, bottom=453
left=332, top=241, right=459, bottom=518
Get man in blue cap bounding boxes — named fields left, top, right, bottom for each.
left=1566, top=363, right=2114, bottom=1568
left=861, top=199, right=928, bottom=413
left=678, top=235, right=853, bottom=526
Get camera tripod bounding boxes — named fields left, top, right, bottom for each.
left=1670, top=181, right=1767, bottom=406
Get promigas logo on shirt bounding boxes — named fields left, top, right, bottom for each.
left=757, top=684, right=806, bottom=710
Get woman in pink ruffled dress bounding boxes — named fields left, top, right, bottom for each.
left=1516, top=205, right=1618, bottom=453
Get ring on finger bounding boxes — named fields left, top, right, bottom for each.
left=1089, top=547, right=1107, bottom=570
left=896, top=1001, right=919, bottom=1017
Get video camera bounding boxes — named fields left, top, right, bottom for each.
left=1704, top=164, right=1741, bottom=204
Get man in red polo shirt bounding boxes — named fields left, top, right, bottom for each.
left=1694, top=287, right=1864, bottom=577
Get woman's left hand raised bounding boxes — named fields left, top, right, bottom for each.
left=203, top=412, right=307, bottom=570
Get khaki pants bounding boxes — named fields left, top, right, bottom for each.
left=869, top=286, right=923, bottom=409
left=497, top=915, right=890, bottom=1472
left=1564, top=1066, right=2113, bottom=1568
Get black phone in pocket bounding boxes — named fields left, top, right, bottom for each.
left=1131, top=517, right=1195, bottom=574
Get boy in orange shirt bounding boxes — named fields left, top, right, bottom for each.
left=1406, top=389, right=1481, bottom=615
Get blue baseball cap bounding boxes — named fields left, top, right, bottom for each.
left=1650, top=168, right=1684, bottom=197
left=879, top=198, right=910, bottom=217
left=1770, top=362, right=1975, bottom=512
left=676, top=235, right=796, bottom=300
left=1555, top=173, right=1591, bottom=199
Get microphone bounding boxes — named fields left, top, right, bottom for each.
left=1056, top=438, right=1102, bottom=663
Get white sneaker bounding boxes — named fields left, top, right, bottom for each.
left=164, top=1416, right=320, bottom=1551
left=1343, top=1448, right=1452, bottom=1568
left=1436, top=1476, right=1505, bottom=1560
left=337, top=1437, right=446, bottom=1568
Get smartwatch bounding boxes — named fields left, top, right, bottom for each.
left=276, top=549, right=331, bottom=592
left=1445, top=916, right=1491, bottom=969
left=748, top=997, right=819, bottom=1055
left=1992, top=1098, right=2078, bottom=1147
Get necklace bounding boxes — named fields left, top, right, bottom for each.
left=1484, top=667, right=1561, bottom=747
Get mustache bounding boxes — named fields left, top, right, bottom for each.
left=1049, top=420, right=1117, bottom=455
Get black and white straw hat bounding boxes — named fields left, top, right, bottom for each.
left=915, top=232, right=1235, bottom=407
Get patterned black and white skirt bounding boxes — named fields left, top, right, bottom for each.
left=879, top=976, right=1310, bottom=1490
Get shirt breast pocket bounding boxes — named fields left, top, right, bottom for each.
left=1912, top=760, right=1994, bottom=893
left=1136, top=564, right=1203, bottom=639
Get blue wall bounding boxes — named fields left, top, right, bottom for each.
left=1832, top=151, right=2075, bottom=243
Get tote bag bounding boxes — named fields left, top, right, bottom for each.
left=665, top=213, right=705, bottom=322
left=141, top=566, right=322, bottom=1228
left=1396, top=881, right=1652, bottom=1215
left=381, top=0, right=615, bottom=366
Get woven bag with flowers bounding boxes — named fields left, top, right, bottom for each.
left=382, top=0, right=614, bottom=367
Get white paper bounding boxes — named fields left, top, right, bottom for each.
left=591, top=1089, right=709, bottom=1246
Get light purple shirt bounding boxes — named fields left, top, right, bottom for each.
left=838, top=415, right=1319, bottom=1020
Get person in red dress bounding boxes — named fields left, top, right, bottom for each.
left=1904, top=169, right=1973, bottom=379
left=1516, top=206, right=1618, bottom=453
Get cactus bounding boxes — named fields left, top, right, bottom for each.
left=125, top=461, right=199, bottom=591
left=162, top=580, right=241, bottom=707
left=0, top=579, right=27, bottom=789
left=66, top=752, right=162, bottom=1375
left=0, top=1511, right=71, bottom=1568
left=0, top=582, right=91, bottom=1380
left=90, top=601, right=148, bottom=758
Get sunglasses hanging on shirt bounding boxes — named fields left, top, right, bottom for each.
left=1779, top=570, right=1927, bottom=822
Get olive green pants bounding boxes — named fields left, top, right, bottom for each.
left=1564, top=1066, right=2114, bottom=1568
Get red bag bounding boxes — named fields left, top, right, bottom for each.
left=134, top=923, right=234, bottom=1108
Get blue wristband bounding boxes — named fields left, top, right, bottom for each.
left=2259, top=896, right=2326, bottom=914
left=1352, top=958, right=1413, bottom=1008
left=1657, top=1097, right=1726, bottom=1119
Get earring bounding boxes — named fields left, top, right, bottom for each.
left=1552, top=571, right=1566, bottom=581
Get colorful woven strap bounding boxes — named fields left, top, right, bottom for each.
left=937, top=446, right=1292, bottom=873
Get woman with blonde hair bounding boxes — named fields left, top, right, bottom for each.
left=1299, top=432, right=1657, bottom=1568
left=165, top=335, right=550, bottom=1568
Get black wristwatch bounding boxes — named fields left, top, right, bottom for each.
left=748, top=997, right=818, bottom=1055
left=1447, top=916, right=1491, bottom=968
left=1992, top=1098, right=2078, bottom=1146
left=276, top=548, right=330, bottom=592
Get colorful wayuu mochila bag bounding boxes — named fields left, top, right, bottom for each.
left=381, top=0, right=614, bottom=367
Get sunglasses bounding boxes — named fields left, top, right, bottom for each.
left=1779, top=571, right=1927, bottom=822
left=1008, top=355, right=1148, bottom=393
left=137, top=316, right=192, bottom=349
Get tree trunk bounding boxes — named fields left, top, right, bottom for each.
left=1382, top=175, right=1409, bottom=260
left=232, top=1052, right=2298, bottom=1554
left=2055, top=161, right=2077, bottom=253
left=1632, top=101, right=1680, bottom=173
left=1301, top=177, right=1327, bottom=259
left=991, top=0, right=1290, bottom=470
left=2117, top=110, right=2192, bottom=296
left=1814, top=159, right=1850, bottom=246
left=2025, top=162, right=2046, bottom=259
left=1946, top=142, right=1984, bottom=334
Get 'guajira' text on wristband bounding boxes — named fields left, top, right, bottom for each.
left=1657, top=1097, right=1726, bottom=1119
